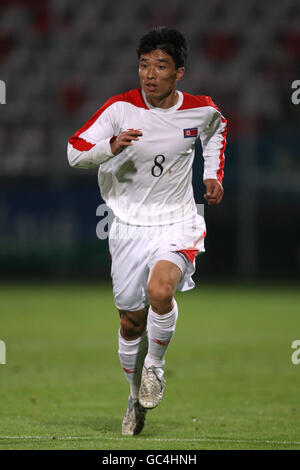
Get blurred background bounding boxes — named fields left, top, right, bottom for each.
left=0, top=0, right=299, bottom=282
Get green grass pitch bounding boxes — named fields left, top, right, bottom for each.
left=0, top=281, right=299, bottom=450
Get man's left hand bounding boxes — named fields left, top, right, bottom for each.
left=203, top=179, right=224, bottom=205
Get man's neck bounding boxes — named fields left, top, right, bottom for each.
left=145, top=89, right=179, bottom=109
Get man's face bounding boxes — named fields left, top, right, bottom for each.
left=139, top=49, right=184, bottom=104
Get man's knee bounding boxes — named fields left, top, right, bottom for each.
left=147, top=282, right=173, bottom=311
left=119, top=309, right=147, bottom=340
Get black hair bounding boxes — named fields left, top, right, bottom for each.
left=136, top=26, right=188, bottom=69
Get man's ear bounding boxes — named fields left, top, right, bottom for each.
left=176, top=67, right=185, bottom=82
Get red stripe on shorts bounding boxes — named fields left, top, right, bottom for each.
left=177, top=249, right=198, bottom=263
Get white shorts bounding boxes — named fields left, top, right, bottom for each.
left=108, top=214, right=206, bottom=311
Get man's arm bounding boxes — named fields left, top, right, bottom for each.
left=67, top=101, right=143, bottom=169
left=67, top=104, right=117, bottom=169
left=200, top=107, right=227, bottom=205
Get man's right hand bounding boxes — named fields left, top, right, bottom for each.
left=110, top=129, right=143, bottom=155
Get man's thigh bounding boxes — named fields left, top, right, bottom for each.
left=108, top=216, right=200, bottom=310
left=109, top=222, right=150, bottom=311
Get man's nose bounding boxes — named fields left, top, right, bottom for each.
left=147, top=65, right=156, bottom=79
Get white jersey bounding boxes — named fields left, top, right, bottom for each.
left=68, top=88, right=227, bottom=225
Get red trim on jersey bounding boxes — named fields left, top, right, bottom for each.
left=69, top=108, right=102, bottom=151
left=216, top=117, right=227, bottom=184
left=178, top=93, right=227, bottom=184
left=69, top=89, right=148, bottom=151
left=178, top=93, right=221, bottom=112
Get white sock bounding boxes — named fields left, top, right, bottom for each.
left=118, top=329, right=148, bottom=399
left=144, top=299, right=178, bottom=369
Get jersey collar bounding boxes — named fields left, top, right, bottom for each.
left=141, top=89, right=183, bottom=113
